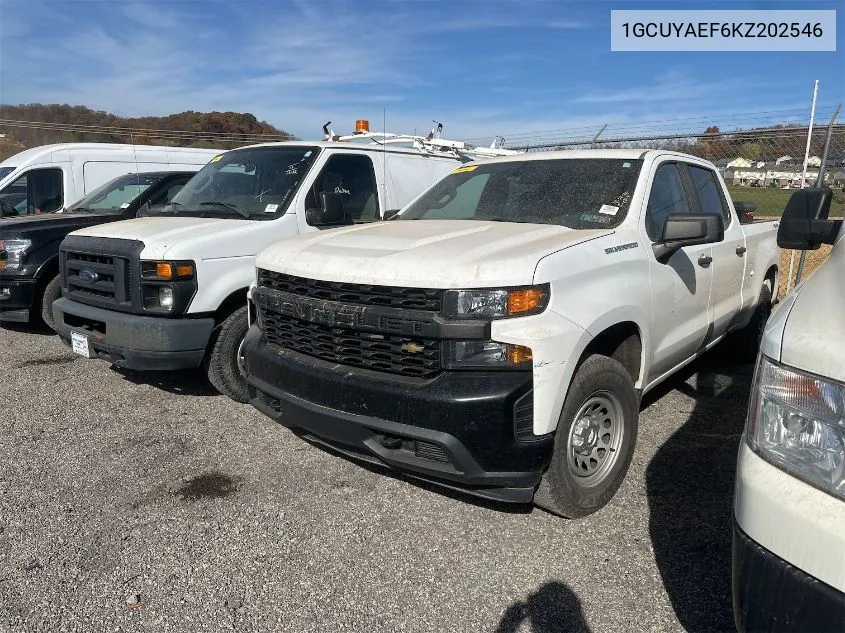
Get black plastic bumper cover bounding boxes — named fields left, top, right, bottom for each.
left=52, top=297, right=215, bottom=370
left=733, top=519, right=845, bottom=633
left=243, top=326, right=554, bottom=503
left=0, top=278, right=36, bottom=322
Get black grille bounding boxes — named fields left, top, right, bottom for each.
left=65, top=251, right=121, bottom=303
left=258, top=270, right=442, bottom=311
left=262, top=309, right=441, bottom=378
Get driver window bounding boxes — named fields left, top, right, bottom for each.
left=0, top=168, right=63, bottom=216
left=645, top=163, right=691, bottom=241
left=307, top=155, right=379, bottom=221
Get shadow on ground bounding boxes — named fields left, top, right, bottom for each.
left=495, top=581, right=591, bottom=633
left=1, top=321, right=56, bottom=337
left=645, top=349, right=755, bottom=632
left=110, top=366, right=220, bottom=397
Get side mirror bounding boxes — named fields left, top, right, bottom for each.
left=777, top=188, right=841, bottom=250
left=653, top=213, right=724, bottom=261
left=733, top=201, right=756, bottom=224
left=382, top=208, right=401, bottom=220
left=305, top=192, right=348, bottom=226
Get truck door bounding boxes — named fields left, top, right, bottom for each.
left=684, top=163, right=746, bottom=338
left=643, top=161, right=714, bottom=378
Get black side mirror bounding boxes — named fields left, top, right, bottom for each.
left=777, top=188, right=841, bottom=250
left=305, top=193, right=348, bottom=227
left=733, top=201, right=756, bottom=224
left=382, top=208, right=401, bottom=220
left=653, top=213, right=724, bottom=261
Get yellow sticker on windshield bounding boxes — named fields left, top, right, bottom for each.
left=451, top=165, right=478, bottom=174
left=210, top=154, right=223, bottom=163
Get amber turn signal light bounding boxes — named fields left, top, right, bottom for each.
left=507, top=344, right=533, bottom=364
left=507, top=288, right=546, bottom=316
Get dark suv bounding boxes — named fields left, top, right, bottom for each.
left=0, top=171, right=194, bottom=329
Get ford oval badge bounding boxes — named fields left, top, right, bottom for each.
left=79, top=268, right=99, bottom=284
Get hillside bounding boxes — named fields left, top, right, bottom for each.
left=0, top=104, right=293, bottom=161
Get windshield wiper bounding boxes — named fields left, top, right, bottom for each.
left=199, top=201, right=250, bottom=219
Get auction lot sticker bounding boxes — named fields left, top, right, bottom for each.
left=611, top=10, right=836, bottom=51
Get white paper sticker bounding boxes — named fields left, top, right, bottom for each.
left=264, top=203, right=279, bottom=213
left=120, top=203, right=131, bottom=209
left=599, top=204, right=619, bottom=216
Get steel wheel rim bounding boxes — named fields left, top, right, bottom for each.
left=567, top=391, right=625, bottom=486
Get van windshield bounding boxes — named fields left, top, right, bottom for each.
left=399, top=158, right=644, bottom=229
left=67, top=173, right=156, bottom=214
left=161, top=146, right=320, bottom=220
left=0, top=167, right=15, bottom=181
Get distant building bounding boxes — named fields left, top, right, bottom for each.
left=722, top=156, right=828, bottom=188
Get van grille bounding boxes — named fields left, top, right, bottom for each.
left=64, top=251, right=128, bottom=309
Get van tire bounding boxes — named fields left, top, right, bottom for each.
left=731, top=284, right=772, bottom=363
left=535, top=354, right=639, bottom=519
left=205, top=306, right=249, bottom=403
left=39, top=274, right=62, bottom=331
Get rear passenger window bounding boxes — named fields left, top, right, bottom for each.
left=307, top=155, right=379, bottom=222
left=688, top=165, right=730, bottom=225
left=645, top=164, right=691, bottom=240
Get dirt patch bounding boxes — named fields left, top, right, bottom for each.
left=16, top=355, right=76, bottom=367
left=175, top=472, right=238, bottom=501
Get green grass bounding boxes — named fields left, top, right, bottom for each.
left=728, top=185, right=845, bottom=218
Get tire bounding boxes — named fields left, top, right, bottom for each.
left=535, top=354, right=639, bottom=519
left=205, top=305, right=249, bottom=403
left=39, top=274, right=62, bottom=332
left=730, top=283, right=772, bottom=363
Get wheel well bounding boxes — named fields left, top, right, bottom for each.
left=214, top=288, right=249, bottom=324
left=764, top=265, right=778, bottom=299
left=36, top=259, right=60, bottom=288
left=580, top=322, right=642, bottom=382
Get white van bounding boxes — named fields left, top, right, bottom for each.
left=733, top=188, right=844, bottom=632
left=0, top=143, right=221, bottom=217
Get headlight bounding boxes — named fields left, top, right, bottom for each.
left=141, top=260, right=195, bottom=280
left=747, top=355, right=845, bottom=500
left=140, top=260, right=197, bottom=314
left=0, top=238, right=32, bottom=270
left=443, top=285, right=549, bottom=319
left=443, top=340, right=532, bottom=369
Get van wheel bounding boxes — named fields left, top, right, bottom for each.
left=535, top=354, right=639, bottom=519
left=206, top=306, right=249, bottom=403
left=39, top=274, right=62, bottom=332
left=730, top=283, right=772, bottom=363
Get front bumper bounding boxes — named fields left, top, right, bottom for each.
left=243, top=326, right=554, bottom=503
left=0, top=277, right=36, bottom=322
left=53, top=297, right=215, bottom=371
left=733, top=520, right=845, bottom=632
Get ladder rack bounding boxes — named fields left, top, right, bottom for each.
left=321, top=121, right=522, bottom=160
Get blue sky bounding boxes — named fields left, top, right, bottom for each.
left=0, top=0, right=842, bottom=144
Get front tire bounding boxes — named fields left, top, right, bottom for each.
left=205, top=306, right=249, bottom=403
left=535, top=354, right=639, bottom=519
left=39, top=274, right=62, bottom=332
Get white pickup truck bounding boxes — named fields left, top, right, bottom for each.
left=51, top=136, right=471, bottom=402
left=244, top=149, right=780, bottom=517
left=733, top=188, right=844, bottom=631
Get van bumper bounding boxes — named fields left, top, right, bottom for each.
left=243, top=326, right=554, bottom=504
left=0, top=278, right=36, bottom=322
left=53, top=297, right=215, bottom=370
left=732, top=520, right=845, bottom=632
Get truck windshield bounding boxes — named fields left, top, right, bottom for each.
left=399, top=158, right=644, bottom=229
left=161, top=146, right=320, bottom=220
left=67, top=173, right=156, bottom=214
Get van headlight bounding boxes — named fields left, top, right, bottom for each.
left=747, top=355, right=845, bottom=500
left=0, top=238, right=32, bottom=270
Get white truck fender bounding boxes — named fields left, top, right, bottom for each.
left=188, top=256, right=255, bottom=315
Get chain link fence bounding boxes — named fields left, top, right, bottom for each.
left=511, top=122, right=845, bottom=296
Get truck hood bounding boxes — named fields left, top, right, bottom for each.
left=0, top=212, right=126, bottom=239
left=71, top=216, right=255, bottom=258
left=256, top=219, right=612, bottom=287
left=779, top=236, right=845, bottom=383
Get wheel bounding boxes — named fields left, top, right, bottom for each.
left=39, top=274, right=62, bottom=331
left=535, top=354, right=639, bottom=518
left=205, top=305, right=249, bottom=403
left=730, top=283, right=772, bottom=363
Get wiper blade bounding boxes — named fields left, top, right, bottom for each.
left=199, top=201, right=250, bottom=219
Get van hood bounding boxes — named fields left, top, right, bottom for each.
left=72, top=216, right=255, bottom=258
left=779, top=237, right=845, bottom=383
left=256, top=219, right=612, bottom=288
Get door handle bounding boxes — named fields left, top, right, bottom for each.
left=736, top=246, right=747, bottom=256
left=698, top=254, right=713, bottom=268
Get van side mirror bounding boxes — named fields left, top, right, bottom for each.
left=305, top=193, right=348, bottom=227
left=653, top=213, right=724, bottom=262
left=383, top=209, right=401, bottom=220
left=777, top=188, right=841, bottom=250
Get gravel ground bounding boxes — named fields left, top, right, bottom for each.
left=0, top=322, right=754, bottom=633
